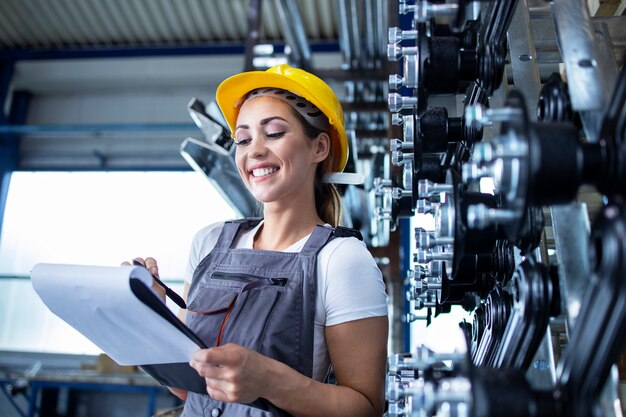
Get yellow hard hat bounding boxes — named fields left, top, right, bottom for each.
left=216, top=64, right=348, bottom=172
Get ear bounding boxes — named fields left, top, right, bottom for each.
left=312, top=132, right=331, bottom=163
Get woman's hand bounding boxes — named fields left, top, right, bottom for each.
left=121, top=257, right=166, bottom=302
left=189, top=344, right=270, bottom=404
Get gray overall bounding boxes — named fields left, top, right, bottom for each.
left=182, top=219, right=344, bottom=417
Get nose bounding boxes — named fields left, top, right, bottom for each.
left=248, top=135, right=267, bottom=159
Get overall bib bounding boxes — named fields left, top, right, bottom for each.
left=182, top=219, right=343, bottom=417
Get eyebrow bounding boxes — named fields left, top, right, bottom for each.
left=235, top=116, right=288, bottom=131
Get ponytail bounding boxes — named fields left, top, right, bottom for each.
left=315, top=162, right=342, bottom=227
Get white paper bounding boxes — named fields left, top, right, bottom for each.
left=31, top=263, right=200, bottom=366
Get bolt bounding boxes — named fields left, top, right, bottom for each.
left=415, top=228, right=454, bottom=249
left=401, top=1, right=461, bottom=21
left=417, top=179, right=453, bottom=198
left=388, top=27, right=418, bottom=43
left=414, top=249, right=454, bottom=264
left=465, top=104, right=523, bottom=128
left=462, top=162, right=493, bottom=183
left=416, top=198, right=436, bottom=214
left=387, top=43, right=402, bottom=61
left=414, top=298, right=436, bottom=310
left=391, top=113, right=404, bottom=126
left=387, top=43, right=418, bottom=61
left=405, top=312, right=429, bottom=322
left=466, top=204, right=520, bottom=229
left=392, top=187, right=412, bottom=200
left=388, top=93, right=418, bottom=113
left=398, top=2, right=413, bottom=15
left=392, top=150, right=413, bottom=166
left=389, top=74, right=404, bottom=90
left=390, top=138, right=414, bottom=152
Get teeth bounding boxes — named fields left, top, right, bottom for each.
left=252, top=167, right=278, bottom=177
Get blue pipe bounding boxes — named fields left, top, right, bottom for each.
left=0, top=62, right=23, bottom=242
left=0, top=123, right=199, bottom=134
left=399, top=217, right=412, bottom=353
left=0, top=60, right=14, bottom=124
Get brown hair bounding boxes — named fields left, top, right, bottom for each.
left=290, top=108, right=342, bottom=227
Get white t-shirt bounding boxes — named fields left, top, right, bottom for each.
left=184, top=221, right=388, bottom=381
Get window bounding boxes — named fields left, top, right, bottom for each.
left=409, top=210, right=471, bottom=353
left=0, top=171, right=236, bottom=354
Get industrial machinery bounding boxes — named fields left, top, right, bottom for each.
left=379, top=1, right=626, bottom=417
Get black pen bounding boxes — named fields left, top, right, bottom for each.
left=132, top=260, right=187, bottom=309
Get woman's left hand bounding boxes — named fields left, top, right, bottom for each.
left=189, top=344, right=269, bottom=403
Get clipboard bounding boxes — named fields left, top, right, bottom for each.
left=31, top=263, right=208, bottom=393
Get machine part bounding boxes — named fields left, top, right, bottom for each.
left=187, top=98, right=232, bottom=154
left=180, top=138, right=258, bottom=218
left=493, top=258, right=556, bottom=370
left=389, top=26, right=417, bottom=43
left=464, top=104, right=522, bottom=129
left=439, top=248, right=516, bottom=310
left=550, top=203, right=590, bottom=329
left=389, top=92, right=418, bottom=113
left=537, top=73, right=573, bottom=123
left=387, top=345, right=561, bottom=417
left=598, top=59, right=626, bottom=198
left=387, top=23, right=480, bottom=96
left=467, top=85, right=626, bottom=206
left=417, top=179, right=453, bottom=199
left=399, top=1, right=460, bottom=23
left=463, top=90, right=621, bottom=247
left=556, top=200, right=626, bottom=417
left=472, top=286, right=513, bottom=367
left=462, top=82, right=488, bottom=146
left=181, top=98, right=257, bottom=217
left=414, top=248, right=454, bottom=265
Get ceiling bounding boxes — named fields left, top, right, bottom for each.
left=0, top=0, right=339, bottom=51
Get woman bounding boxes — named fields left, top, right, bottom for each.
left=135, top=64, right=388, bottom=417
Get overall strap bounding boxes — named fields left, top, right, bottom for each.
left=214, top=218, right=263, bottom=250
left=300, top=225, right=335, bottom=256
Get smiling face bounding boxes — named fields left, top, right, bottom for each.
left=234, top=96, right=329, bottom=205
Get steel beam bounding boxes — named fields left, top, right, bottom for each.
left=244, top=0, right=263, bottom=71
left=275, top=0, right=313, bottom=70
left=0, top=60, right=16, bottom=241
left=551, top=0, right=619, bottom=140
left=507, top=0, right=542, bottom=119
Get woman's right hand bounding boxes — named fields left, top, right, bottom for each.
left=121, top=257, right=166, bottom=302
left=121, top=257, right=188, bottom=401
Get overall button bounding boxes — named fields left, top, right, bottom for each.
left=211, top=408, right=221, bottom=417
